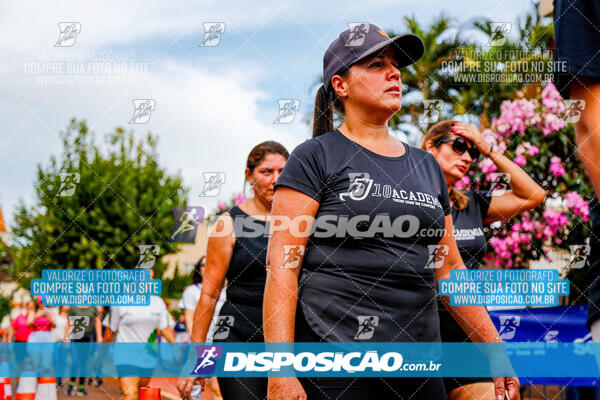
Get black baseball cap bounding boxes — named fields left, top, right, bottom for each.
left=323, top=23, right=424, bottom=94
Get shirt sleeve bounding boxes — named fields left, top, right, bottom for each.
left=274, top=138, right=327, bottom=202
left=472, top=190, right=493, bottom=221
left=108, top=307, right=120, bottom=332
left=181, top=286, right=197, bottom=310
left=429, top=153, right=452, bottom=215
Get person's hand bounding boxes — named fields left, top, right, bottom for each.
left=268, top=377, right=306, bottom=400
left=177, top=376, right=203, bottom=400
left=451, top=122, right=492, bottom=156
left=492, top=376, right=520, bottom=400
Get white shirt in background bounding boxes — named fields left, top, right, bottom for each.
left=181, top=283, right=226, bottom=342
left=109, top=295, right=170, bottom=368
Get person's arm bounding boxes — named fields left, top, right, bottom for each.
left=94, top=316, right=102, bottom=342
left=63, top=316, right=70, bottom=341
left=7, top=325, right=14, bottom=343
left=189, top=213, right=236, bottom=344
left=453, top=123, right=546, bottom=223
left=159, top=327, right=176, bottom=343
left=264, top=187, right=319, bottom=400
left=178, top=213, right=236, bottom=399
left=435, top=214, right=520, bottom=400
left=183, top=309, right=194, bottom=334
left=26, top=310, right=35, bottom=327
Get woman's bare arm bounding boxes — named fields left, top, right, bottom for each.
left=263, top=187, right=319, bottom=343
left=483, top=150, right=546, bottom=224
left=435, top=214, right=501, bottom=342
left=190, top=213, right=236, bottom=343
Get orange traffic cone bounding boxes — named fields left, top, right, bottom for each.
left=139, top=386, right=161, bottom=400
left=15, top=359, right=36, bottom=400
left=4, top=377, right=12, bottom=400
left=0, top=351, right=11, bottom=400
left=34, top=377, right=55, bottom=400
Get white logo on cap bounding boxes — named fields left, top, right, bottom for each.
left=346, top=23, right=370, bottom=47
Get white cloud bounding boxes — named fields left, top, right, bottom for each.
left=0, top=54, right=308, bottom=230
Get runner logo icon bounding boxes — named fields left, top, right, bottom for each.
left=354, top=315, right=379, bottom=340
left=192, top=345, right=222, bottom=375
left=212, top=316, right=234, bottom=340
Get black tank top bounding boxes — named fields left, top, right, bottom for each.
left=213, top=206, right=268, bottom=342
left=224, top=206, right=268, bottom=306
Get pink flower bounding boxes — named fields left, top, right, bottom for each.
left=542, top=208, right=569, bottom=237
left=522, top=220, right=534, bottom=232
left=233, top=193, right=246, bottom=205
left=479, top=158, right=498, bottom=174
left=217, top=201, right=227, bottom=210
left=527, top=145, right=540, bottom=156
left=541, top=83, right=566, bottom=114
left=542, top=113, right=566, bottom=136
left=519, top=233, right=530, bottom=244
left=564, top=191, right=590, bottom=222
left=514, top=154, right=527, bottom=166
left=549, top=156, right=566, bottom=177
left=454, top=175, right=470, bottom=189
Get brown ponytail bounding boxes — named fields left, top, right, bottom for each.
left=420, top=120, right=470, bottom=211
left=312, top=85, right=333, bottom=138
left=312, top=69, right=350, bottom=138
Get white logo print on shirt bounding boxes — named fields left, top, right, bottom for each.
left=339, top=173, right=373, bottom=201
left=339, top=172, right=443, bottom=211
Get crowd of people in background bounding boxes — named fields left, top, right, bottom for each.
left=0, top=261, right=224, bottom=398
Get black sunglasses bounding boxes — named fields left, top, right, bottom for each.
left=435, top=136, right=480, bottom=161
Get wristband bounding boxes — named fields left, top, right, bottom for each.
left=486, top=143, right=494, bottom=157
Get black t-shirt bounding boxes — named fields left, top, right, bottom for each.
left=451, top=190, right=492, bottom=270
left=274, top=129, right=451, bottom=342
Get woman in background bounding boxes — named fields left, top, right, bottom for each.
left=422, top=120, right=545, bottom=399
left=177, top=141, right=288, bottom=400
left=52, top=306, right=69, bottom=387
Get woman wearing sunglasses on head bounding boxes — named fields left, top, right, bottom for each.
left=422, top=120, right=545, bottom=400
left=264, top=24, right=521, bottom=400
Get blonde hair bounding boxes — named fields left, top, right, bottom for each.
left=420, top=120, right=469, bottom=211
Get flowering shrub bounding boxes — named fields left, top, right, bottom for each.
left=463, top=82, right=593, bottom=269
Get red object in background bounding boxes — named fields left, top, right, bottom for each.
left=0, top=208, right=5, bottom=232
left=140, top=386, right=161, bottom=400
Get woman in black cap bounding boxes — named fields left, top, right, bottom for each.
left=177, top=141, right=288, bottom=400
left=422, top=120, right=545, bottom=399
left=264, top=24, right=520, bottom=400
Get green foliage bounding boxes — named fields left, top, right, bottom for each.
left=161, top=266, right=190, bottom=300
left=11, top=118, right=189, bottom=285
left=0, top=295, right=10, bottom=322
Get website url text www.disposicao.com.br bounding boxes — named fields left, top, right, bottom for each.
left=43, top=294, right=148, bottom=306
left=223, top=351, right=441, bottom=373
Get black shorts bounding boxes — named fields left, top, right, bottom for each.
left=295, top=303, right=447, bottom=399
left=552, top=0, right=600, bottom=99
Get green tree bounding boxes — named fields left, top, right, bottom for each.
left=392, top=15, right=464, bottom=129
left=448, top=4, right=554, bottom=126
left=11, top=119, right=189, bottom=287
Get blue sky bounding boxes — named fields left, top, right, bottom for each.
left=0, top=0, right=538, bottom=230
